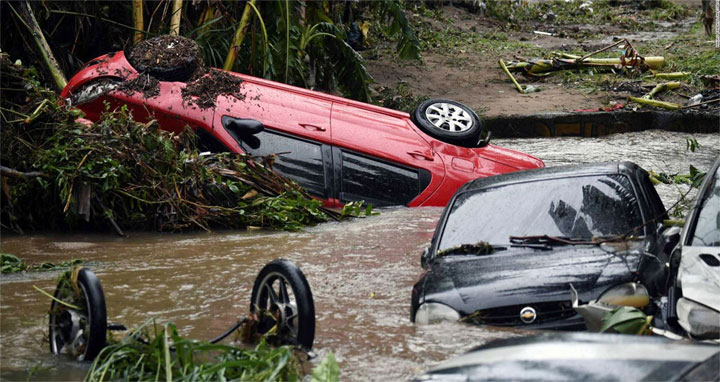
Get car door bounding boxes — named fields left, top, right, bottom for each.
left=213, top=79, right=333, bottom=201
left=330, top=103, right=445, bottom=206
left=213, top=77, right=332, bottom=146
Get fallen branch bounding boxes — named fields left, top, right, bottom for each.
left=628, top=96, right=681, bottom=110
left=681, top=97, right=720, bottom=109
left=651, top=72, right=691, bottom=79
left=499, top=59, right=525, bottom=94
left=0, top=165, right=49, bottom=179
left=643, top=81, right=680, bottom=99
left=10, top=1, right=67, bottom=91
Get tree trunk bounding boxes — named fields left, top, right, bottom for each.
left=169, top=0, right=182, bottom=35
left=13, top=1, right=67, bottom=91
left=133, top=0, right=145, bottom=45
left=224, top=0, right=257, bottom=71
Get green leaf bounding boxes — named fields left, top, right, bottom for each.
left=600, top=306, right=652, bottom=335
left=310, top=352, right=340, bottom=382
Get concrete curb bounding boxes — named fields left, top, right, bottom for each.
left=485, top=110, right=720, bottom=138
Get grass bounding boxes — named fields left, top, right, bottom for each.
left=86, top=320, right=339, bottom=382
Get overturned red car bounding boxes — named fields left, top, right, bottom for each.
left=60, top=36, right=543, bottom=207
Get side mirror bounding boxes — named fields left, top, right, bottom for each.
left=420, top=247, right=431, bottom=269
left=222, top=116, right=264, bottom=144
left=475, top=130, right=491, bottom=147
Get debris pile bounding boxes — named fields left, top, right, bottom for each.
left=0, top=55, right=341, bottom=234
left=498, top=38, right=720, bottom=113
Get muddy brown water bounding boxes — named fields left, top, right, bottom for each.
left=1, top=130, right=718, bottom=380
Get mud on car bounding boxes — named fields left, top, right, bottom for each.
left=60, top=36, right=543, bottom=208
left=411, top=162, right=678, bottom=330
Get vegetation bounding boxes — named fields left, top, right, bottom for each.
left=87, top=319, right=339, bottom=381
left=483, top=0, right=690, bottom=34
left=1, top=253, right=82, bottom=274
left=1, top=1, right=422, bottom=103
left=0, top=56, right=369, bottom=234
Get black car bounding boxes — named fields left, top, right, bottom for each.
left=411, top=162, right=675, bottom=330
left=413, top=333, right=720, bottom=381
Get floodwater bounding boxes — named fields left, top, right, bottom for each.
left=1, top=130, right=718, bottom=381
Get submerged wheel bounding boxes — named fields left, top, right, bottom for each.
left=250, top=259, right=315, bottom=349
left=412, top=99, right=482, bottom=144
left=49, top=268, right=107, bottom=361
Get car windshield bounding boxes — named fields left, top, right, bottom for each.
left=438, top=174, right=644, bottom=250
left=690, top=165, right=720, bottom=247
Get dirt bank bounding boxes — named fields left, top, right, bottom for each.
left=365, top=3, right=717, bottom=117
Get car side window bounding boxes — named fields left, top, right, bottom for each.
left=690, top=166, right=720, bottom=247
left=336, top=150, right=430, bottom=207
left=195, top=127, right=231, bottom=153
left=236, top=130, right=328, bottom=198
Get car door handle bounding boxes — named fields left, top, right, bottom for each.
left=407, top=151, right=434, bottom=161
left=299, top=123, right=326, bottom=132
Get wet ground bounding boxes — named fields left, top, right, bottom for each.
left=1, top=130, right=718, bottom=380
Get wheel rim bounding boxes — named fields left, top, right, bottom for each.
left=254, top=272, right=300, bottom=340
left=49, top=283, right=91, bottom=361
left=424, top=102, right=474, bottom=133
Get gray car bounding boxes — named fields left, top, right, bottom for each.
left=414, top=332, right=719, bottom=381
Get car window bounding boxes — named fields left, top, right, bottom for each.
left=237, top=130, right=327, bottom=198
left=338, top=150, right=429, bottom=207
left=196, top=127, right=231, bottom=153
left=439, top=174, right=644, bottom=249
left=689, top=166, right=720, bottom=247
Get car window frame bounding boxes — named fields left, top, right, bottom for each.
left=235, top=127, right=334, bottom=200
left=331, top=147, right=432, bottom=207
left=430, top=172, right=649, bottom=258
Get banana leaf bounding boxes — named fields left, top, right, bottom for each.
left=601, top=306, right=653, bottom=335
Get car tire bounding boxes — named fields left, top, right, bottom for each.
left=250, top=259, right=315, bottom=349
left=127, top=36, right=200, bottom=82
left=49, top=268, right=107, bottom=361
left=412, top=99, right=482, bottom=144
left=128, top=57, right=198, bottom=82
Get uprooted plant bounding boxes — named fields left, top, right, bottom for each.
left=1, top=253, right=82, bottom=275
left=86, top=319, right=338, bottom=382
left=1, top=55, right=367, bottom=234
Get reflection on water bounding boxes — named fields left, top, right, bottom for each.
left=1, top=130, right=718, bottom=380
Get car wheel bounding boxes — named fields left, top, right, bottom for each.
left=412, top=99, right=482, bottom=144
left=49, top=268, right=107, bottom=361
left=127, top=35, right=201, bottom=82
left=250, top=259, right=315, bottom=349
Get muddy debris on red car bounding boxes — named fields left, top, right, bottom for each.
left=62, top=35, right=544, bottom=208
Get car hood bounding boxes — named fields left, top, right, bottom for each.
left=419, top=245, right=642, bottom=314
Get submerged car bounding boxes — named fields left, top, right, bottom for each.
left=59, top=36, right=543, bottom=208
left=413, top=333, right=720, bottom=381
left=666, top=156, right=720, bottom=339
left=411, top=162, right=675, bottom=329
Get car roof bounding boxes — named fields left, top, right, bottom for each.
left=458, top=161, right=643, bottom=193
left=420, top=332, right=719, bottom=381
